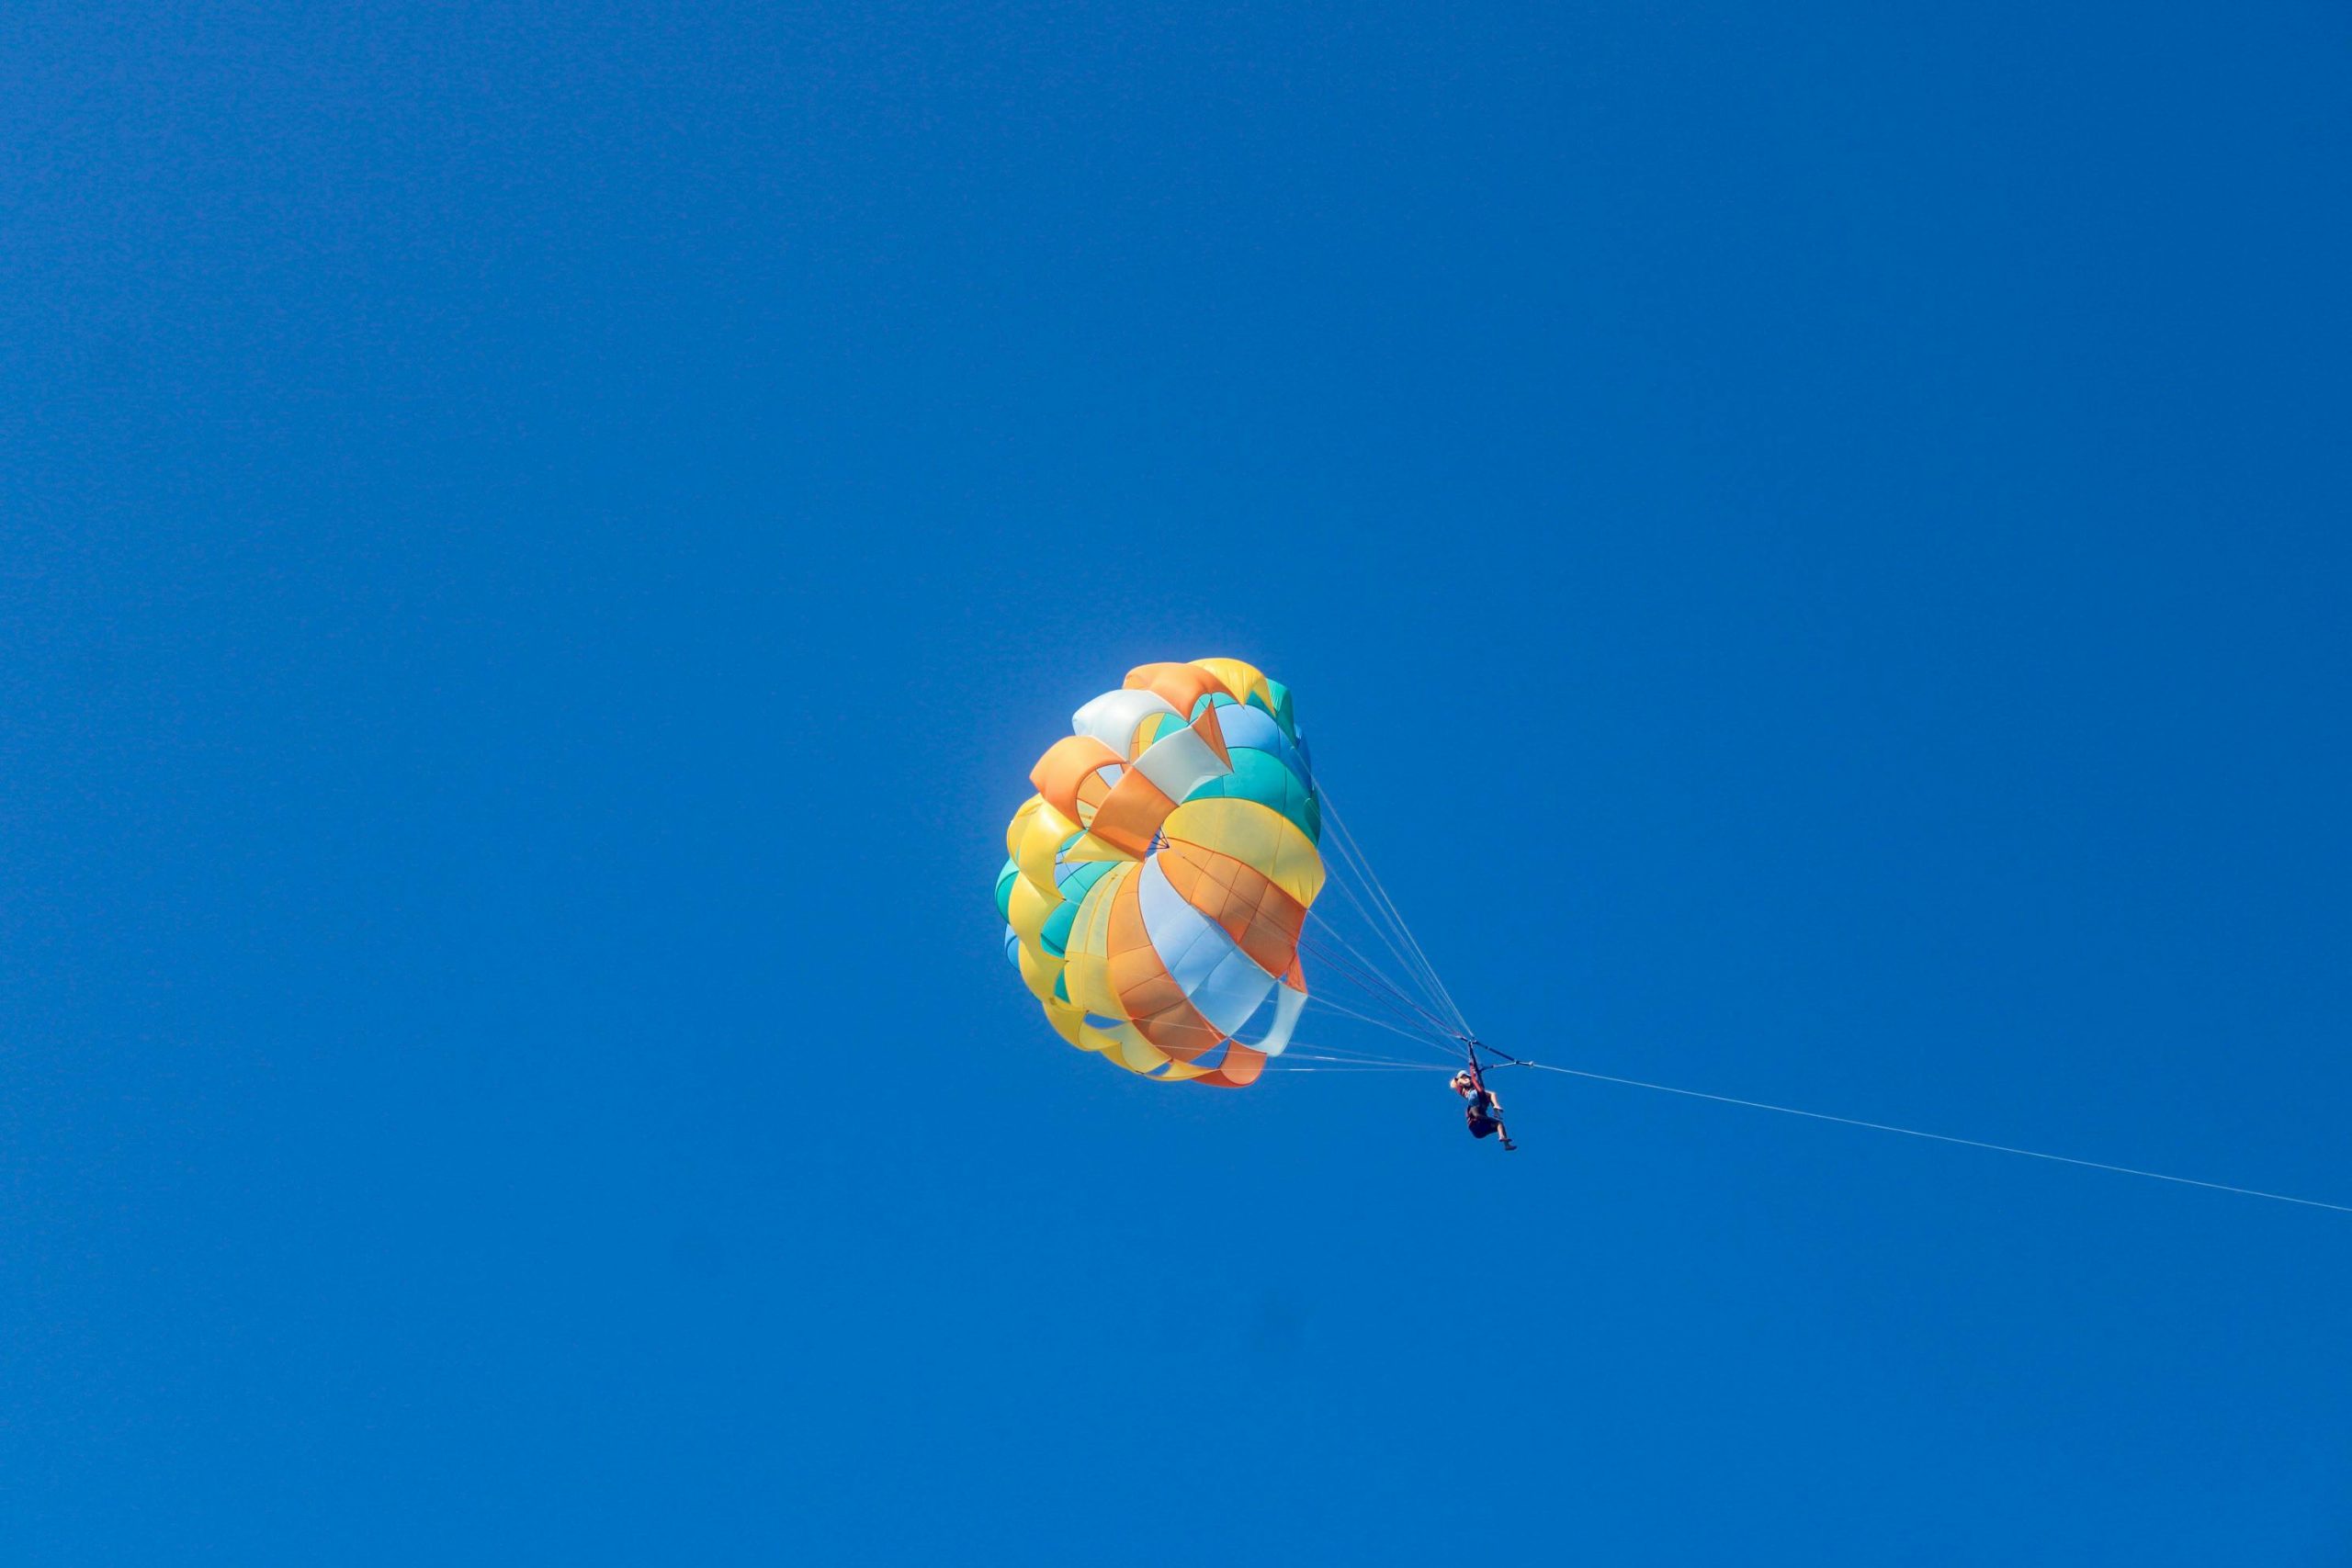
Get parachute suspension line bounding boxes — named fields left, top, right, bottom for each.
left=1276, top=1041, right=1451, bottom=1067
left=1308, top=854, right=1466, bottom=1058
left=1518, top=1063, right=2352, bottom=1215
left=1261, top=1063, right=1459, bottom=1074
left=1296, top=908, right=1418, bottom=1006
left=1311, top=843, right=1455, bottom=1031
left=1316, top=820, right=1455, bottom=1032
left=1298, top=992, right=1466, bottom=1062
left=1300, top=991, right=1456, bottom=1054
left=1303, top=888, right=1475, bottom=1068
left=1296, top=919, right=1442, bottom=1019
left=1296, top=922, right=1464, bottom=1043
left=1298, top=1006, right=1458, bottom=1066
left=1294, top=784, right=1483, bottom=1067
left=1317, top=789, right=1476, bottom=1048
left=1317, top=788, right=1475, bottom=1038
left=1295, top=940, right=1446, bottom=1033
left=1295, top=942, right=1468, bottom=1063
left=1310, top=786, right=1457, bottom=1021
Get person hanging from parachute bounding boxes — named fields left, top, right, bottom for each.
left=1451, top=1067, right=1517, bottom=1151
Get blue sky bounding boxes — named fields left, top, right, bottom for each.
left=6, top=1, right=2350, bottom=1562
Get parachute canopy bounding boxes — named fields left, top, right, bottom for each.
left=996, top=658, right=1320, bottom=1087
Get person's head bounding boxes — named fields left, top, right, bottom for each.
left=1451, top=1071, right=1476, bottom=1092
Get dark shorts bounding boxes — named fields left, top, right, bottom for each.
left=1468, top=1115, right=1500, bottom=1139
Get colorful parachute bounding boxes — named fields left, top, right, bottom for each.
left=995, top=658, right=1322, bottom=1087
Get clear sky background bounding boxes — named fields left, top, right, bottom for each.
left=6, top=3, right=2350, bottom=1562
